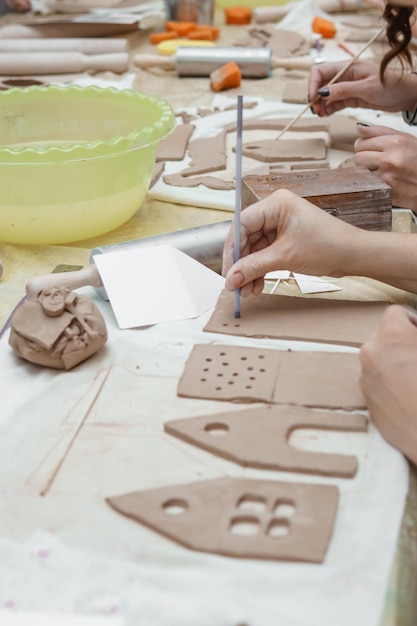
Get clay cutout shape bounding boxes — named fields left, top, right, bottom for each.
left=246, top=160, right=330, bottom=176
left=204, top=290, right=389, bottom=347
left=181, top=130, right=227, bottom=176
left=163, top=172, right=235, bottom=190
left=338, top=155, right=357, bottom=168
left=156, top=123, right=195, bottom=162
left=282, top=80, right=309, bottom=104
left=328, top=115, right=359, bottom=152
left=150, top=161, right=164, bottom=188
left=165, top=404, right=368, bottom=477
left=177, top=344, right=366, bottom=409
left=106, top=476, right=339, bottom=562
left=240, top=138, right=326, bottom=162
left=9, top=287, right=107, bottom=370
left=290, top=160, right=329, bottom=170
left=225, top=117, right=329, bottom=133
left=272, top=350, right=364, bottom=408
left=234, top=28, right=310, bottom=57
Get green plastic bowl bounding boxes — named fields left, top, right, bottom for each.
left=0, top=85, right=175, bottom=244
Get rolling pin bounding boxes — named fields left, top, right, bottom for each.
left=26, top=220, right=231, bottom=301
left=0, top=52, right=129, bottom=75
left=0, top=38, right=130, bottom=54
left=133, top=47, right=318, bottom=78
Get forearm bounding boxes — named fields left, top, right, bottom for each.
left=337, top=229, right=417, bottom=293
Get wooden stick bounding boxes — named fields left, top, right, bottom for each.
left=276, top=26, right=385, bottom=140
left=39, top=367, right=110, bottom=497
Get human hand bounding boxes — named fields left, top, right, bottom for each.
left=308, top=61, right=416, bottom=117
left=360, top=305, right=417, bottom=466
left=355, top=124, right=417, bottom=211
left=222, top=189, right=360, bottom=296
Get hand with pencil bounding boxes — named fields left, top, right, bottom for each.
left=222, top=186, right=417, bottom=296
left=308, top=61, right=417, bottom=117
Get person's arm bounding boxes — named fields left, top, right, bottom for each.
left=222, top=189, right=417, bottom=295
left=359, top=305, right=417, bottom=466
left=308, top=61, right=417, bottom=117
left=354, top=124, right=417, bottom=212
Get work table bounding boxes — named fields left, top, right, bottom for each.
left=0, top=3, right=417, bottom=625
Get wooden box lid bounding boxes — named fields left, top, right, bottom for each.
left=241, top=167, right=392, bottom=231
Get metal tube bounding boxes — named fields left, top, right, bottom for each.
left=90, top=221, right=231, bottom=299
left=175, top=46, right=272, bottom=78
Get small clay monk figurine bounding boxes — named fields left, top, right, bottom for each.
left=9, top=287, right=107, bottom=370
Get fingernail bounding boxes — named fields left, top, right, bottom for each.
left=317, top=87, right=330, bottom=97
left=357, top=122, right=370, bottom=127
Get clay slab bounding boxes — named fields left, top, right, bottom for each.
left=241, top=138, right=326, bottom=162
left=282, top=80, right=309, bottom=104
left=181, top=130, right=227, bottom=176
left=106, top=476, right=339, bottom=562
left=156, top=123, right=195, bottom=162
left=165, top=404, right=368, bottom=477
left=204, top=290, right=389, bottom=347
left=177, top=343, right=365, bottom=409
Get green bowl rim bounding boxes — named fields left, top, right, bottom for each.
left=0, top=84, right=176, bottom=160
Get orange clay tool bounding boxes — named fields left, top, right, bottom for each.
left=149, top=31, right=179, bottom=44
left=165, top=20, right=196, bottom=36
left=224, top=6, right=252, bottom=24
left=312, top=16, right=336, bottom=38
left=210, top=61, right=241, bottom=91
left=188, top=25, right=220, bottom=40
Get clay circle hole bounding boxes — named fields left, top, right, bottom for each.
left=266, top=519, right=290, bottom=539
left=204, top=422, right=229, bottom=436
left=237, top=495, right=267, bottom=513
left=273, top=500, right=295, bottom=518
left=230, top=516, right=260, bottom=536
left=162, top=498, right=188, bottom=516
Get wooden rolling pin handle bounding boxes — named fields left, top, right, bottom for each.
left=253, top=4, right=294, bottom=23
left=0, top=52, right=129, bottom=75
left=0, top=38, right=130, bottom=54
left=26, top=265, right=102, bottom=301
left=271, top=56, right=314, bottom=71
left=133, top=54, right=175, bottom=71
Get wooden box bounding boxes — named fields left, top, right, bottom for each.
left=241, top=167, right=392, bottom=231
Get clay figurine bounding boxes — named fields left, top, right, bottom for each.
left=9, top=287, right=107, bottom=370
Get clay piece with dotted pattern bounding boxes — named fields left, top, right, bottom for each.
left=177, top=344, right=366, bottom=410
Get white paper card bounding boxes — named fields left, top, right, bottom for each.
left=93, top=246, right=225, bottom=329
left=293, top=272, right=343, bottom=294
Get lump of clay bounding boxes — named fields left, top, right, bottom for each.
left=9, top=287, right=107, bottom=370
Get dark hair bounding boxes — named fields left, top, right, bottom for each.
left=380, top=4, right=414, bottom=81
